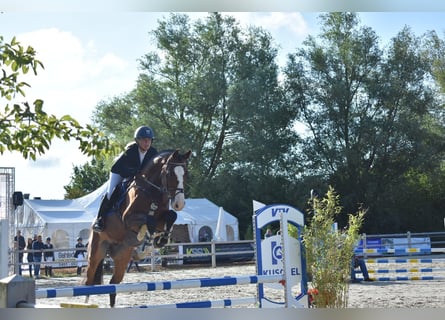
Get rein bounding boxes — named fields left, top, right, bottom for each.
left=138, top=161, right=186, bottom=200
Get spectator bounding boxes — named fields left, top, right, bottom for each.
left=26, top=237, right=34, bottom=277
left=74, top=237, right=87, bottom=275
left=351, top=255, right=373, bottom=282
left=44, top=237, right=55, bottom=277
left=14, top=230, right=26, bottom=275
left=32, top=235, right=45, bottom=278
left=264, top=228, right=273, bottom=238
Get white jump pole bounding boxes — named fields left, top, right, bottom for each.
left=0, top=219, right=9, bottom=278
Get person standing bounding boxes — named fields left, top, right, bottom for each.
left=92, top=126, right=158, bottom=232
left=14, top=230, right=26, bottom=275
left=74, top=237, right=87, bottom=275
left=26, top=237, right=34, bottom=277
left=44, top=237, right=55, bottom=277
left=351, top=254, right=374, bottom=282
left=32, top=235, right=45, bottom=278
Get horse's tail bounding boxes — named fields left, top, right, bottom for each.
left=93, top=259, right=104, bottom=284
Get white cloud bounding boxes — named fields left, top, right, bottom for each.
left=14, top=28, right=135, bottom=125
left=223, top=12, right=309, bottom=37
left=248, top=12, right=308, bottom=37
left=19, top=28, right=86, bottom=84
left=90, top=52, right=129, bottom=77
left=1, top=27, right=138, bottom=199
left=219, top=12, right=310, bottom=69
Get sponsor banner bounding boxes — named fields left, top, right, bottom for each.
left=355, top=237, right=431, bottom=255
left=260, top=234, right=301, bottom=290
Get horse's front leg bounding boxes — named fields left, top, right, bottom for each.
left=153, top=210, right=177, bottom=248
left=85, top=232, right=108, bottom=285
left=108, top=246, right=134, bottom=307
left=84, top=232, right=108, bottom=305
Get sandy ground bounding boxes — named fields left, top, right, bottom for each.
left=32, top=259, right=445, bottom=308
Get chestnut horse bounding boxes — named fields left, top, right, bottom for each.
left=84, top=149, right=191, bottom=307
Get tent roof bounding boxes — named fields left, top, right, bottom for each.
left=176, top=198, right=238, bottom=226
left=25, top=187, right=238, bottom=227
left=24, top=199, right=95, bottom=224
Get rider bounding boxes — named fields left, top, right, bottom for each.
left=92, top=125, right=158, bottom=232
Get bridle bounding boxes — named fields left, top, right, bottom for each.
left=137, top=161, right=187, bottom=201
left=161, top=162, right=187, bottom=198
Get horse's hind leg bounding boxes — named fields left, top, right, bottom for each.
left=109, top=246, right=134, bottom=307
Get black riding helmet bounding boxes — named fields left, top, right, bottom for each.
left=134, top=126, right=154, bottom=140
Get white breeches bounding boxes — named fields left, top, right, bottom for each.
left=107, top=172, right=123, bottom=199
left=77, top=254, right=85, bottom=267
left=45, top=256, right=54, bottom=267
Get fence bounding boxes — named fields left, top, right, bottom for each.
left=356, top=231, right=445, bottom=258
left=8, top=231, right=445, bottom=275
left=9, top=240, right=256, bottom=275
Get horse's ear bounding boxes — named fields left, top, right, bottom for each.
left=169, top=150, right=179, bottom=161
left=184, top=150, right=192, bottom=160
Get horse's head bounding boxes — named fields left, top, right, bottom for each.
left=122, top=149, right=191, bottom=248
left=161, top=149, right=191, bottom=211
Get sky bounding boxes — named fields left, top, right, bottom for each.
left=1, top=6, right=445, bottom=200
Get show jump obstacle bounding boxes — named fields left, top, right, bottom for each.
left=253, top=203, right=308, bottom=308
left=357, top=257, right=445, bottom=281
left=0, top=203, right=309, bottom=308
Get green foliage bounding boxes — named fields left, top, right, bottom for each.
left=423, top=30, right=445, bottom=94
left=0, top=36, right=111, bottom=160
left=92, top=13, right=299, bottom=237
left=70, top=12, right=445, bottom=235
left=303, top=186, right=365, bottom=308
left=284, top=12, right=445, bottom=233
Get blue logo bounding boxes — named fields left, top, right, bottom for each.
left=271, top=240, right=282, bottom=265
left=271, top=207, right=289, bottom=217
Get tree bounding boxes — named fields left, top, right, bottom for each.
left=1, top=35, right=110, bottom=160
left=284, top=13, right=445, bottom=233
left=92, top=13, right=299, bottom=236
left=424, top=30, right=445, bottom=94
left=76, top=12, right=445, bottom=235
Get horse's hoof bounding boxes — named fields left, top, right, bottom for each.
left=154, top=236, right=168, bottom=248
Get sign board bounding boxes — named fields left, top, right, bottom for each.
left=253, top=203, right=308, bottom=308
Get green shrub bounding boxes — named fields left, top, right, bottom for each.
left=302, top=186, right=365, bottom=307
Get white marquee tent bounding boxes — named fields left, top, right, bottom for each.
left=17, top=183, right=239, bottom=249
left=16, top=199, right=95, bottom=249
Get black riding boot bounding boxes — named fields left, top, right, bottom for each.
left=93, top=195, right=110, bottom=232
left=77, top=266, right=82, bottom=275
